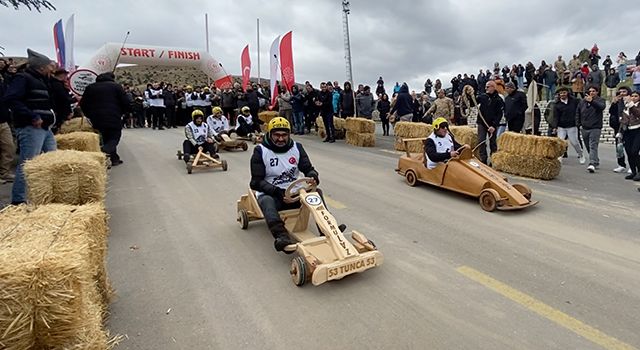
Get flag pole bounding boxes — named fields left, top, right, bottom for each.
left=256, top=18, right=261, bottom=86
left=205, top=13, right=211, bottom=86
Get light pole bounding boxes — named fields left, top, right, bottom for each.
left=342, top=0, right=353, bottom=85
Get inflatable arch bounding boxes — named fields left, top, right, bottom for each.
left=69, top=43, right=233, bottom=95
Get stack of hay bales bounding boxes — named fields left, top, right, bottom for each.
left=316, top=116, right=346, bottom=140
left=492, top=132, right=567, bottom=180
left=449, top=125, right=480, bottom=158
left=345, top=117, right=375, bottom=147
left=59, top=117, right=96, bottom=134
left=393, top=122, right=433, bottom=152
left=55, top=131, right=102, bottom=152
left=24, top=150, right=107, bottom=205
left=0, top=203, right=113, bottom=349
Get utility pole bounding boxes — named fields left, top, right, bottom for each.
left=257, top=18, right=261, bottom=86
left=342, top=0, right=353, bottom=85
left=205, top=13, right=211, bottom=86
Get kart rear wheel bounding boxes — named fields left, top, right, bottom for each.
left=290, top=256, right=307, bottom=287
left=238, top=209, right=249, bottom=229
left=241, top=142, right=248, bottom=151
left=479, top=188, right=499, bottom=212
left=186, top=163, right=193, bottom=174
left=405, top=170, right=418, bottom=187
left=222, top=160, right=228, bottom=171
left=513, top=183, right=532, bottom=200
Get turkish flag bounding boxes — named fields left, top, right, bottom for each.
left=240, top=45, right=251, bottom=91
left=214, top=75, right=234, bottom=90
left=279, top=31, right=295, bottom=91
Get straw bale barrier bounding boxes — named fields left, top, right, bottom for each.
left=0, top=203, right=112, bottom=349
left=258, top=111, right=279, bottom=125
left=59, top=117, right=96, bottom=134
left=316, top=116, right=346, bottom=139
left=24, top=150, right=107, bottom=205
left=345, top=117, right=375, bottom=134
left=393, top=122, right=433, bottom=152
left=55, top=131, right=101, bottom=152
left=345, top=131, right=375, bottom=147
left=492, top=151, right=561, bottom=180
left=449, top=126, right=478, bottom=149
left=497, top=132, right=566, bottom=159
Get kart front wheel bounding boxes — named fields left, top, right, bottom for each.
left=290, top=256, right=307, bottom=287
left=405, top=170, right=418, bottom=187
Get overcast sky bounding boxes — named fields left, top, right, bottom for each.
left=2, top=0, right=638, bottom=92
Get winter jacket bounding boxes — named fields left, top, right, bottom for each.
left=0, top=80, right=10, bottom=124
left=163, top=90, right=177, bottom=107
left=332, top=91, right=340, bottom=114
left=318, top=90, right=333, bottom=116
left=80, top=72, right=130, bottom=130
left=249, top=138, right=317, bottom=199
left=3, top=68, right=55, bottom=128
left=576, top=97, right=605, bottom=130
left=587, top=69, right=603, bottom=87
left=426, top=97, right=454, bottom=122
left=621, top=102, right=640, bottom=130
left=291, top=91, right=304, bottom=113
left=49, top=77, right=73, bottom=127
left=339, top=89, right=355, bottom=116
left=543, top=69, right=558, bottom=85
left=377, top=99, right=390, bottom=117
left=389, top=84, right=413, bottom=117
left=356, top=92, right=374, bottom=117
left=221, top=90, right=236, bottom=108
left=245, top=90, right=261, bottom=112
left=609, top=99, right=625, bottom=131
left=504, top=90, right=527, bottom=122
left=605, top=74, right=620, bottom=88
left=476, top=91, right=504, bottom=128
left=552, top=97, right=579, bottom=128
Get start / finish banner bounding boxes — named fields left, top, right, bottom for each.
left=70, top=42, right=233, bottom=95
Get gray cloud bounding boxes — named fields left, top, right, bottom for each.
left=1, top=0, right=638, bottom=93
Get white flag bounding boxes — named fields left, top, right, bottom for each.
left=64, top=14, right=75, bottom=72
left=269, top=35, right=280, bottom=107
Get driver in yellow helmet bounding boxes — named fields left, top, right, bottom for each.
left=424, top=117, right=467, bottom=169
left=250, top=117, right=321, bottom=252
left=207, top=106, right=230, bottom=140
left=182, top=109, right=217, bottom=164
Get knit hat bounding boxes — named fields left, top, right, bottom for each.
left=505, top=82, right=516, bottom=89
left=27, top=48, right=52, bottom=69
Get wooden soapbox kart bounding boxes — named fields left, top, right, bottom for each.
left=236, top=178, right=383, bottom=286
left=176, top=145, right=228, bottom=174
left=395, top=138, right=538, bottom=211
left=218, top=133, right=249, bottom=151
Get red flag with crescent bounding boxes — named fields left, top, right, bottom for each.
left=241, top=45, right=251, bottom=91
left=279, top=31, right=295, bottom=91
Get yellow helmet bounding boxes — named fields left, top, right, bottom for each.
left=267, top=117, right=291, bottom=133
left=186, top=85, right=193, bottom=90
left=241, top=106, right=251, bottom=114
left=212, top=106, right=223, bottom=115
left=432, top=117, right=449, bottom=130
left=191, top=109, right=204, bottom=120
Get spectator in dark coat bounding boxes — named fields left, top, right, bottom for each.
left=389, top=83, right=413, bottom=122
left=476, top=80, right=504, bottom=164
left=339, top=81, right=355, bottom=118
left=162, top=84, right=177, bottom=128
left=80, top=72, right=130, bottom=165
left=49, top=68, right=74, bottom=133
left=504, top=82, right=527, bottom=132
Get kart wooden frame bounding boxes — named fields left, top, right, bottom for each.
left=236, top=178, right=383, bottom=286
left=219, top=134, right=249, bottom=151
left=177, top=146, right=228, bottom=174
left=396, top=138, right=538, bottom=211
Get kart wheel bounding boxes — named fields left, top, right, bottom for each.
left=241, top=142, right=248, bottom=151
left=513, top=183, right=532, bottom=200
left=186, top=163, right=193, bottom=174
left=238, top=209, right=249, bottom=229
left=222, top=160, right=228, bottom=171
left=405, top=170, right=418, bottom=187
left=290, top=256, right=307, bottom=287
left=177, top=151, right=183, bottom=160
left=479, top=189, right=499, bottom=212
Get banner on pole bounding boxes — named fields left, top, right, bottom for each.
left=241, top=45, right=251, bottom=91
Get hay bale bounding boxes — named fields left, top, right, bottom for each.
left=0, top=203, right=111, bottom=349
left=497, top=132, right=567, bottom=159
left=492, top=151, right=561, bottom=180
left=394, top=137, right=425, bottom=153
left=258, top=111, right=279, bottom=124
left=334, top=117, right=346, bottom=130
left=55, top=132, right=101, bottom=152
left=393, top=121, right=433, bottom=139
left=345, top=117, right=375, bottom=134
left=24, top=150, right=107, bottom=205
left=346, top=131, right=375, bottom=147
left=449, top=126, right=478, bottom=148
left=59, top=117, right=96, bottom=134
left=315, top=116, right=345, bottom=139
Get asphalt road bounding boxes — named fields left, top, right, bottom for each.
left=105, top=126, right=640, bottom=350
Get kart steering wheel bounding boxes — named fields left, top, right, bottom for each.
left=283, top=178, right=317, bottom=202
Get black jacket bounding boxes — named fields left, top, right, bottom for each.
left=609, top=100, right=625, bottom=131
left=476, top=91, right=504, bottom=128
left=576, top=97, right=605, bottom=130
left=390, top=84, right=413, bottom=117
left=80, top=72, right=130, bottom=129
left=245, top=90, right=261, bottom=112
left=3, top=68, right=55, bottom=128
left=552, top=97, right=579, bottom=128
left=424, top=133, right=461, bottom=164
left=163, top=90, right=177, bottom=107
left=504, top=90, right=527, bottom=122
left=318, top=90, right=333, bottom=116
left=50, top=78, right=73, bottom=126
left=339, top=89, right=355, bottom=116
left=249, top=139, right=317, bottom=199
left=0, top=80, right=10, bottom=124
